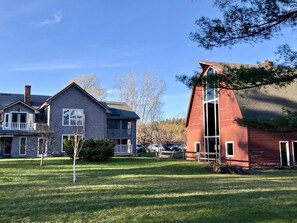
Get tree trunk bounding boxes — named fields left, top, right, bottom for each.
left=73, top=156, right=76, bottom=183
left=40, top=153, right=44, bottom=167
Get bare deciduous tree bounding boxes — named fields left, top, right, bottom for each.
left=70, top=74, right=106, bottom=100
left=63, top=126, right=84, bottom=183
left=35, top=123, right=56, bottom=167
left=137, top=117, right=187, bottom=147
left=116, top=72, right=166, bottom=123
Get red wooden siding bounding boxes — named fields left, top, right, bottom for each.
left=219, top=89, right=250, bottom=168
left=187, top=86, right=204, bottom=160
left=249, top=128, right=297, bottom=168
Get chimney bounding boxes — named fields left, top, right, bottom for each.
left=24, top=85, right=31, bottom=106
left=259, top=60, right=274, bottom=67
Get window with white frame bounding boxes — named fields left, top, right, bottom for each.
left=293, top=141, right=297, bottom=165
left=203, top=68, right=220, bottom=161
left=226, top=141, right=234, bottom=157
left=61, top=134, right=83, bottom=152
left=63, top=109, right=84, bottom=126
left=194, top=142, right=200, bottom=153
left=19, top=137, right=27, bottom=155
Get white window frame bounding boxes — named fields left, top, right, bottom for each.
left=4, top=113, right=10, bottom=128
left=292, top=141, right=297, bottom=165
left=194, top=142, right=200, bottom=153
left=19, top=137, right=27, bottom=155
left=225, top=141, right=234, bottom=157
left=37, top=137, right=48, bottom=157
left=279, top=141, right=290, bottom=167
left=61, top=134, right=84, bottom=152
left=62, top=109, right=84, bottom=126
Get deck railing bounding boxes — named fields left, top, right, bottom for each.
left=114, top=144, right=132, bottom=154
left=107, top=129, right=131, bottom=138
left=2, top=122, right=34, bottom=131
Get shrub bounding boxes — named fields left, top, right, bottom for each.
left=64, top=139, right=75, bottom=158
left=82, top=139, right=115, bottom=162
left=64, top=138, right=115, bottom=162
left=206, top=162, right=247, bottom=174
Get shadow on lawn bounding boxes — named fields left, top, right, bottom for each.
left=1, top=185, right=297, bottom=223
left=1, top=158, right=297, bottom=222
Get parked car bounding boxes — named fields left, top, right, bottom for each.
left=178, top=144, right=187, bottom=152
left=162, top=143, right=175, bottom=151
left=147, top=144, right=164, bottom=152
left=169, top=145, right=180, bottom=152
left=136, top=144, right=146, bottom=153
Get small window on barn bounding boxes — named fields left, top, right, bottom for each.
left=194, top=142, right=200, bottom=153
left=226, top=141, right=234, bottom=157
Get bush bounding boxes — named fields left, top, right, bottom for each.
left=206, top=162, right=247, bottom=174
left=64, top=138, right=115, bottom=162
left=64, top=139, right=75, bottom=158
left=82, top=139, right=115, bottom=162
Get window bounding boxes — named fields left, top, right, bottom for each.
left=38, top=138, right=47, bottom=157
left=279, top=141, right=289, bottom=167
left=3, top=138, right=12, bottom=155
left=194, top=142, right=200, bottom=153
left=107, top=120, right=120, bottom=129
left=4, top=113, right=9, bottom=128
left=293, top=141, right=297, bottom=165
left=226, top=141, right=234, bottom=157
left=61, top=134, right=83, bottom=152
left=63, top=109, right=84, bottom=126
left=19, top=137, right=27, bottom=155
left=203, top=68, right=220, bottom=161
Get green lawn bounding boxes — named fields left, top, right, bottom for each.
left=0, top=158, right=297, bottom=223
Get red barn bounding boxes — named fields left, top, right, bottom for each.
left=186, top=61, right=297, bottom=168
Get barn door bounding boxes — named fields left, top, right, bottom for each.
left=279, top=141, right=289, bottom=167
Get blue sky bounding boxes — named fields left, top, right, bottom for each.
left=0, top=0, right=295, bottom=119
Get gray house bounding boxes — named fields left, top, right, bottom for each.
left=0, top=83, right=139, bottom=158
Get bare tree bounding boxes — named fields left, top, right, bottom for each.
left=35, top=123, right=55, bottom=167
left=71, top=128, right=84, bottom=183
left=70, top=74, right=106, bottom=100
left=116, top=72, right=166, bottom=123
left=63, top=126, right=84, bottom=183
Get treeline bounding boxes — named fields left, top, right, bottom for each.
left=137, top=117, right=186, bottom=147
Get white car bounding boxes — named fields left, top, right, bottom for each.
left=147, top=144, right=164, bottom=152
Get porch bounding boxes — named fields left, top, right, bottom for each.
left=1, top=122, right=48, bottom=131
left=107, top=129, right=131, bottom=138
left=2, top=122, right=34, bottom=131
left=114, top=144, right=133, bottom=155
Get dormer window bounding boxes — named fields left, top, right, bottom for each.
left=63, top=109, right=84, bottom=126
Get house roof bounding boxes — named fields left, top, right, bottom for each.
left=40, top=82, right=109, bottom=111
left=0, top=83, right=140, bottom=120
left=199, top=60, right=257, bottom=72
left=186, top=60, right=297, bottom=125
left=234, top=82, right=297, bottom=119
left=0, top=93, right=50, bottom=110
left=103, top=101, right=140, bottom=120
left=0, top=100, right=40, bottom=113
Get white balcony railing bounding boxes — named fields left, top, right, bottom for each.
left=2, top=122, right=34, bottom=131
left=114, top=144, right=132, bottom=154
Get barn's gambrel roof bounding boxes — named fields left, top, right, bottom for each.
left=186, top=60, right=297, bottom=125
